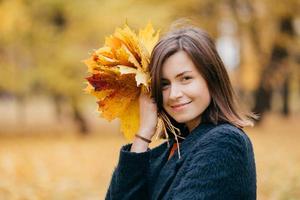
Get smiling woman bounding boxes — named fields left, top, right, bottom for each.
left=161, top=51, right=211, bottom=131
left=105, top=24, right=257, bottom=200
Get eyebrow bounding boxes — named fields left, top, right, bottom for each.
left=162, top=70, right=192, bottom=80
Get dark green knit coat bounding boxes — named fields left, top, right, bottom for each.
left=105, top=123, right=256, bottom=200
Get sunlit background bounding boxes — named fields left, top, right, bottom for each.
left=0, top=0, right=300, bottom=199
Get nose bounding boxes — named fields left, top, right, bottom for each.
left=169, top=83, right=183, bottom=100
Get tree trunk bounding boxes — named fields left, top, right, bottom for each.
left=70, top=96, right=89, bottom=135
left=282, top=76, right=290, bottom=116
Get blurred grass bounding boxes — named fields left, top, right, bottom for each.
left=0, top=114, right=299, bottom=200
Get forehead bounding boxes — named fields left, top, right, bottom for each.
left=162, top=51, right=198, bottom=78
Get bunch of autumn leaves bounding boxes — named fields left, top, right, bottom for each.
left=84, top=23, right=160, bottom=140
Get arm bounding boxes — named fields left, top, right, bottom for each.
left=105, top=92, right=158, bottom=200
left=105, top=143, right=150, bottom=200
left=169, top=127, right=256, bottom=200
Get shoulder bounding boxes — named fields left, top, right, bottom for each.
left=190, top=123, right=253, bottom=158
left=183, top=123, right=255, bottom=175
left=199, top=123, right=251, bottom=146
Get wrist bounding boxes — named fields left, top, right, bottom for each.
left=130, top=136, right=150, bottom=153
left=135, top=134, right=152, bottom=143
left=138, top=128, right=155, bottom=137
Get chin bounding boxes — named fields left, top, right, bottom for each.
left=170, top=115, right=193, bottom=124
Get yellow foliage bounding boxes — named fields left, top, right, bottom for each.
left=84, top=23, right=159, bottom=140
left=120, top=98, right=140, bottom=140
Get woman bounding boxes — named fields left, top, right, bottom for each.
left=105, top=25, right=257, bottom=200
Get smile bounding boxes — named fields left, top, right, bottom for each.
left=170, top=101, right=192, bottom=111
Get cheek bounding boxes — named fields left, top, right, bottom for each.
left=190, top=81, right=211, bottom=102
left=203, top=83, right=211, bottom=102
left=203, top=91, right=211, bottom=107
left=162, top=90, right=169, bottom=107
left=201, top=87, right=211, bottom=109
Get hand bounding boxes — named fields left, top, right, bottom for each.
left=130, top=92, right=158, bottom=153
left=138, top=92, right=158, bottom=140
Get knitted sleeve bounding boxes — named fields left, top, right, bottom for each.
left=105, top=143, right=150, bottom=200
left=169, top=126, right=256, bottom=200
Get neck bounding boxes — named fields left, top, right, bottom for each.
left=185, top=117, right=201, bottom=132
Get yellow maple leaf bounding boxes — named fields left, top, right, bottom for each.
left=84, top=22, right=159, bottom=140
left=138, top=22, right=160, bottom=71
left=89, top=72, right=138, bottom=121
left=120, top=97, right=140, bottom=140
left=139, top=22, right=160, bottom=54
left=84, top=82, right=113, bottom=100
left=114, top=25, right=141, bottom=64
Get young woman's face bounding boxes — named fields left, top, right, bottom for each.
left=161, top=51, right=211, bottom=130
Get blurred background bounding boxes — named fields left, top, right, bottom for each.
left=0, top=0, right=299, bottom=199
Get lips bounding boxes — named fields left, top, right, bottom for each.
left=170, top=101, right=192, bottom=110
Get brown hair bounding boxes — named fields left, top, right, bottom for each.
left=149, top=25, right=256, bottom=130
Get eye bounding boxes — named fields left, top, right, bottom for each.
left=181, top=76, right=192, bottom=82
left=161, top=80, right=170, bottom=90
